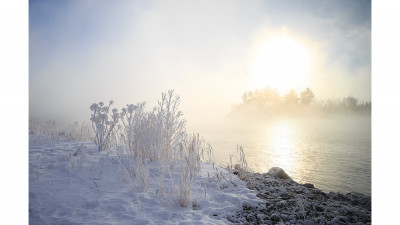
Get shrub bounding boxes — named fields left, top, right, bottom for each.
left=157, top=90, right=187, bottom=161
left=65, top=121, right=93, bottom=141
left=90, top=100, right=120, bottom=151
left=29, top=119, right=59, bottom=140
left=91, top=90, right=213, bottom=205
left=119, top=102, right=147, bottom=156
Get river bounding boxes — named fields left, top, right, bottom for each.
left=194, top=115, right=371, bottom=196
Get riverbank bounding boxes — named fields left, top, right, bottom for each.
left=29, top=135, right=263, bottom=224
left=227, top=168, right=371, bottom=224
left=29, top=135, right=371, bottom=224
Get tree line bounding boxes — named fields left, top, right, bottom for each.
left=231, top=87, right=371, bottom=118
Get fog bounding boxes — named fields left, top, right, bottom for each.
left=30, top=0, right=371, bottom=130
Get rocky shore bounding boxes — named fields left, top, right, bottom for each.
left=227, top=167, right=371, bottom=225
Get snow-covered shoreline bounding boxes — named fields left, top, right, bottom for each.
left=29, top=134, right=263, bottom=224
left=29, top=134, right=371, bottom=224
left=228, top=169, right=371, bottom=224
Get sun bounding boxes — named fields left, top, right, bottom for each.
left=251, top=34, right=312, bottom=93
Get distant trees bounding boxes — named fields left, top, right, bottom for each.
left=232, top=86, right=371, bottom=118
left=284, top=89, right=299, bottom=105
left=241, top=87, right=282, bottom=106
left=300, top=88, right=315, bottom=105
left=342, top=97, right=358, bottom=109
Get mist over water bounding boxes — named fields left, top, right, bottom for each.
left=191, top=114, right=371, bottom=196
left=30, top=86, right=371, bottom=196
left=29, top=0, right=371, bottom=198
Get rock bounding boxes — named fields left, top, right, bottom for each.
left=315, top=205, right=324, bottom=212
left=304, top=220, right=316, bottom=225
left=230, top=169, right=370, bottom=224
left=277, top=200, right=288, bottom=208
left=346, top=192, right=371, bottom=208
left=276, top=187, right=288, bottom=195
left=246, top=215, right=256, bottom=222
left=257, top=213, right=266, bottom=220
left=303, top=183, right=315, bottom=188
left=234, top=164, right=241, bottom=170
left=346, top=192, right=366, bottom=199
left=267, top=167, right=292, bottom=180
left=361, top=197, right=371, bottom=210
left=270, top=213, right=280, bottom=221
left=313, top=189, right=328, bottom=198
left=280, top=214, right=289, bottom=221
left=329, top=192, right=348, bottom=201
left=263, top=219, right=273, bottom=224
left=330, top=216, right=349, bottom=225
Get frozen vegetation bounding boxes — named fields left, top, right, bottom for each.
left=29, top=134, right=263, bottom=224
left=29, top=90, right=263, bottom=224
left=29, top=90, right=371, bottom=224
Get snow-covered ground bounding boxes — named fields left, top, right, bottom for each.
left=29, top=134, right=262, bottom=224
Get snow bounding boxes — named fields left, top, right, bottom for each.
left=29, top=134, right=261, bottom=224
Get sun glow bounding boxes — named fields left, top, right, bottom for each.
left=270, top=123, right=295, bottom=169
left=258, top=121, right=300, bottom=175
left=251, top=34, right=312, bottom=93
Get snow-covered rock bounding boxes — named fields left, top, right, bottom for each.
left=267, top=167, right=292, bottom=180
left=228, top=169, right=371, bottom=224
left=302, top=183, right=315, bottom=189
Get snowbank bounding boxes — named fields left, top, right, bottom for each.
left=29, top=135, right=262, bottom=224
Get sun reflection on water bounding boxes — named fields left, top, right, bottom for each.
left=203, top=117, right=371, bottom=195
left=262, top=121, right=298, bottom=174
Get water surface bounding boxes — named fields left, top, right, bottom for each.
left=194, top=115, right=371, bottom=195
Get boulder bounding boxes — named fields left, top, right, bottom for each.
left=267, top=167, right=292, bottom=180
left=346, top=192, right=371, bottom=208
left=302, top=183, right=315, bottom=189
left=270, top=213, right=280, bottom=221
left=234, top=164, right=241, bottom=170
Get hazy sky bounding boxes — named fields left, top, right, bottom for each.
left=30, top=0, right=371, bottom=124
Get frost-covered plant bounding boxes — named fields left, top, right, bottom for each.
left=135, top=156, right=150, bottom=191
left=115, top=144, right=133, bottom=183
left=118, top=91, right=190, bottom=195
left=167, top=164, right=177, bottom=194
left=157, top=90, right=187, bottom=161
left=92, top=90, right=213, bottom=206
left=182, top=134, right=202, bottom=176
left=120, top=103, right=140, bottom=154
left=90, top=100, right=120, bottom=151
left=118, top=102, right=154, bottom=191
left=29, top=119, right=60, bottom=141
left=178, top=165, right=192, bottom=207
left=176, top=134, right=202, bottom=205
left=144, top=108, right=162, bottom=161
left=237, top=145, right=249, bottom=172
left=201, top=143, right=214, bottom=163
left=177, top=132, right=216, bottom=205
left=29, top=119, right=94, bottom=142
left=227, top=162, right=232, bottom=183
left=65, top=121, right=93, bottom=141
